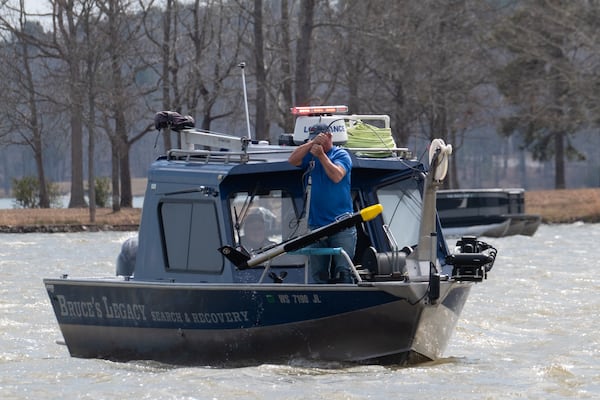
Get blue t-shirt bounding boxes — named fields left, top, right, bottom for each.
left=301, top=147, right=353, bottom=228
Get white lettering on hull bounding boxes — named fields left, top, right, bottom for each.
left=188, top=311, right=249, bottom=324
left=54, top=294, right=250, bottom=326
left=56, top=295, right=147, bottom=321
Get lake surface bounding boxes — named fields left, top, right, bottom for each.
left=1, top=224, right=599, bottom=399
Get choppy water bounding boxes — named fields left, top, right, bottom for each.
left=1, top=225, right=599, bottom=399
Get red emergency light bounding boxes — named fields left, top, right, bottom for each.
left=290, top=105, right=349, bottom=115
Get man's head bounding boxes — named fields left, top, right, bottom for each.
left=242, top=211, right=267, bottom=249
left=244, top=212, right=265, bottom=232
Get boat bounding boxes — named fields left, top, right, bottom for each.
left=437, top=188, right=541, bottom=238
left=43, top=105, right=497, bottom=366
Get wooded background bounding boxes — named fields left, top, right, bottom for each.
left=1, top=0, right=600, bottom=211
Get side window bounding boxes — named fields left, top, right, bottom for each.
left=160, top=200, right=223, bottom=273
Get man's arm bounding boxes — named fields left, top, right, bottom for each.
left=288, top=140, right=313, bottom=166
left=312, top=146, right=346, bottom=183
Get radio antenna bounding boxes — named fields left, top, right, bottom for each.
left=238, top=62, right=253, bottom=141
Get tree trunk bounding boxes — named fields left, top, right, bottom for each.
left=253, top=0, right=267, bottom=141
left=161, top=0, right=174, bottom=151
left=19, top=27, right=49, bottom=208
left=294, top=0, right=315, bottom=105
left=280, top=0, right=294, bottom=131
left=555, top=131, right=566, bottom=189
left=60, top=3, right=86, bottom=209
left=111, top=137, right=120, bottom=212
left=88, top=125, right=96, bottom=221
left=33, top=139, right=49, bottom=208
left=116, top=111, right=132, bottom=208
left=68, top=99, right=87, bottom=208
left=87, top=73, right=96, bottom=221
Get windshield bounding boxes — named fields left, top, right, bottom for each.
left=376, top=179, right=422, bottom=249
left=229, top=190, right=306, bottom=249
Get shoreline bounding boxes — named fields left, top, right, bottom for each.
left=0, top=208, right=141, bottom=233
left=524, top=188, right=600, bottom=224
left=1, top=188, right=600, bottom=233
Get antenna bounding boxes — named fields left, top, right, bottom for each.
left=238, top=62, right=253, bottom=141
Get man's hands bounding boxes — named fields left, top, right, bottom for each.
left=309, top=133, right=327, bottom=158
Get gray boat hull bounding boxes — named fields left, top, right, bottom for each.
left=44, top=278, right=472, bottom=366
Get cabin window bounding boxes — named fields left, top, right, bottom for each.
left=376, top=179, right=421, bottom=248
left=159, top=200, right=223, bottom=273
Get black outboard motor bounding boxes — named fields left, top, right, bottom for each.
left=445, top=236, right=497, bottom=282
left=116, top=236, right=138, bottom=277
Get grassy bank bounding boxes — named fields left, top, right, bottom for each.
left=525, top=188, right=600, bottom=223
left=0, top=207, right=141, bottom=232
left=0, top=188, right=599, bottom=232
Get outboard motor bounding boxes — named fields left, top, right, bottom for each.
left=445, top=236, right=497, bottom=282
left=116, top=236, right=138, bottom=277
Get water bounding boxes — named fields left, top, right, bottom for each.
left=1, top=224, right=599, bottom=399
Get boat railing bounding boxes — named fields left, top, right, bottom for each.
left=166, top=148, right=294, bottom=164
left=171, top=126, right=416, bottom=163
left=257, top=247, right=362, bottom=284
left=167, top=146, right=414, bottom=166
left=343, top=147, right=413, bottom=158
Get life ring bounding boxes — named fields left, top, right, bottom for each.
left=428, top=139, right=452, bottom=181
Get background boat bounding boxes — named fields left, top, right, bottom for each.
left=437, top=188, right=541, bottom=238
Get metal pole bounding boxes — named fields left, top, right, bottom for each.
left=238, top=62, right=252, bottom=141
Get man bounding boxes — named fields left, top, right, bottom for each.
left=288, top=123, right=356, bottom=283
left=241, top=210, right=276, bottom=252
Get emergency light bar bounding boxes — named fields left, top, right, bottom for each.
left=290, top=105, right=349, bottom=115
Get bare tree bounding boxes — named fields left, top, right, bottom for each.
left=140, top=0, right=179, bottom=151
left=252, top=0, right=267, bottom=140
left=0, top=3, right=54, bottom=207
left=330, top=1, right=497, bottom=188
left=294, top=0, right=315, bottom=106
left=49, top=0, right=87, bottom=207
left=259, top=0, right=334, bottom=133
left=494, top=0, right=591, bottom=189
left=98, top=0, right=154, bottom=209
left=257, top=0, right=295, bottom=133
left=174, top=0, right=248, bottom=134
left=81, top=0, right=104, bottom=220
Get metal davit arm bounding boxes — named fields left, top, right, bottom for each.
left=179, top=129, right=250, bottom=152
left=415, top=139, right=453, bottom=277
